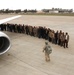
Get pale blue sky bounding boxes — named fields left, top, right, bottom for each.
left=0, top=0, right=74, bottom=10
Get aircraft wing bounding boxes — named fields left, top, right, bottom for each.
left=0, top=15, right=21, bottom=24
left=0, top=15, right=21, bottom=55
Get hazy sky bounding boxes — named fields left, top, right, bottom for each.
left=0, top=0, right=74, bottom=10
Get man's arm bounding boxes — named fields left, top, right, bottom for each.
left=43, top=46, right=45, bottom=52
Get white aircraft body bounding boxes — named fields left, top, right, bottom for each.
left=0, top=15, right=21, bottom=55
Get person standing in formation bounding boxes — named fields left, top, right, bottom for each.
left=64, top=32, right=69, bottom=48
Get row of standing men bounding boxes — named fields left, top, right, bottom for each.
left=0, top=23, right=69, bottom=48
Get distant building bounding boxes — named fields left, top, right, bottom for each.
left=49, top=9, right=59, bottom=13
left=58, top=9, right=73, bottom=13
left=41, top=8, right=73, bottom=13
left=37, top=10, right=45, bottom=13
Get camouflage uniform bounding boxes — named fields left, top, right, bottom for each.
left=43, top=42, right=52, bottom=61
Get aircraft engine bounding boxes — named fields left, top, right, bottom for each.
left=0, top=32, right=11, bottom=55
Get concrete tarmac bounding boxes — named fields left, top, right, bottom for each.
left=0, top=15, right=74, bottom=75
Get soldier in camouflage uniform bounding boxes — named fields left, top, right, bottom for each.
left=43, top=42, right=52, bottom=62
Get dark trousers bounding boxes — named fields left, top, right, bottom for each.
left=64, top=40, right=68, bottom=48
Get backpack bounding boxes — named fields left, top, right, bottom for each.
left=46, top=45, right=52, bottom=54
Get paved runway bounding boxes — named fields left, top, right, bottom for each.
left=0, top=15, right=74, bottom=75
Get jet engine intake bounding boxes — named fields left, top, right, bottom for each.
left=0, top=32, right=11, bottom=55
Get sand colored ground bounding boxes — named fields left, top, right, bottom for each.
left=0, top=15, right=74, bottom=75
left=0, top=14, right=17, bottom=19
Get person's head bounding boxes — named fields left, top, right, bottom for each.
left=66, top=32, right=68, bottom=35
left=45, top=41, right=48, bottom=45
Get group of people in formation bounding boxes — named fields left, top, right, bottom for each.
left=0, top=23, right=69, bottom=48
